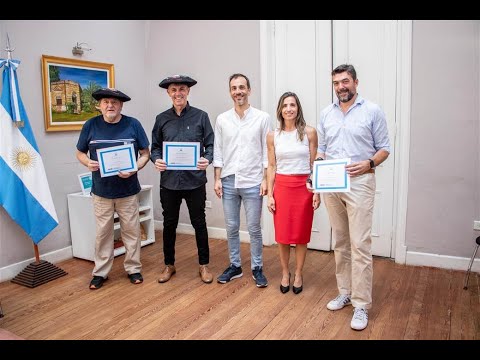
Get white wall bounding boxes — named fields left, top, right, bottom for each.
left=0, top=20, right=155, bottom=269
left=145, top=20, right=261, bottom=230
left=407, top=20, right=480, bottom=258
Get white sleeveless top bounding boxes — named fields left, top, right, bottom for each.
left=274, top=128, right=311, bottom=175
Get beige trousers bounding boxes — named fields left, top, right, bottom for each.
left=323, top=173, right=376, bottom=309
left=92, top=194, right=142, bottom=278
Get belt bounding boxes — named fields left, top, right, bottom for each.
left=365, top=169, right=375, bottom=174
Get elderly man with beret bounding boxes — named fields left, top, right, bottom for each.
left=76, top=88, right=151, bottom=290
left=151, top=75, right=215, bottom=284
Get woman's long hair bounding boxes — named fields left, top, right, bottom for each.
left=275, top=91, right=306, bottom=141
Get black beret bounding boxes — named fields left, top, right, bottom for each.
left=159, top=75, right=197, bottom=89
left=92, top=88, right=131, bottom=102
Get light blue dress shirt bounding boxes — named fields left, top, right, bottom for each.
left=317, top=95, right=390, bottom=162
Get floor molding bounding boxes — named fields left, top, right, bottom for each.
left=2, top=229, right=477, bottom=282
left=406, top=250, right=479, bottom=273
left=0, top=246, right=72, bottom=282
left=154, top=220, right=479, bottom=273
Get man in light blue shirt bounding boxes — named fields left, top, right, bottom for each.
left=213, top=73, right=271, bottom=288
left=316, top=64, right=390, bottom=331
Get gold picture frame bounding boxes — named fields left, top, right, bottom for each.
left=41, top=55, right=114, bottom=132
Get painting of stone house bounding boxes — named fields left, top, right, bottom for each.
left=50, top=80, right=82, bottom=114
left=42, top=55, right=113, bottom=131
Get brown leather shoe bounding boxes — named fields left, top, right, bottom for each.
left=158, top=265, right=176, bottom=283
left=199, top=265, right=213, bottom=283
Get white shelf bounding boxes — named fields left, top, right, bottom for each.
left=68, top=185, right=155, bottom=262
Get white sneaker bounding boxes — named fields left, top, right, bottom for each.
left=350, top=308, right=368, bottom=331
left=327, top=294, right=352, bottom=311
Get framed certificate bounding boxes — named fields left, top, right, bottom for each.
left=78, top=172, right=92, bottom=196
left=312, top=158, right=351, bottom=193
left=96, top=143, right=138, bottom=178
left=163, top=141, right=200, bottom=170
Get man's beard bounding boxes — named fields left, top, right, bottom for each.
left=337, top=90, right=355, bottom=103
left=104, top=112, right=118, bottom=122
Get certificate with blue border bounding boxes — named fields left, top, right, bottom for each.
left=96, top=143, right=137, bottom=177
left=312, top=158, right=351, bottom=193
left=163, top=142, right=200, bottom=170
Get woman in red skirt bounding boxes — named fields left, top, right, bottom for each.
left=266, top=92, right=321, bottom=294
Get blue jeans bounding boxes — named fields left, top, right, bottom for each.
left=221, top=175, right=264, bottom=269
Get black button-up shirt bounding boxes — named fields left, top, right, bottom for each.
left=151, top=103, right=214, bottom=190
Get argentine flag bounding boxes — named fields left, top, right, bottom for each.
left=0, top=59, right=58, bottom=244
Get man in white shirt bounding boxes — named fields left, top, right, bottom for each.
left=213, top=73, right=271, bottom=287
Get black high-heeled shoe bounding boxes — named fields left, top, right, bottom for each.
left=280, top=273, right=291, bottom=294
left=292, top=274, right=303, bottom=294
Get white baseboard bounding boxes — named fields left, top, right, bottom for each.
left=0, top=246, right=73, bottom=282
left=154, top=220, right=252, bottom=243
left=406, top=250, right=480, bottom=273
left=154, top=220, right=480, bottom=272
left=3, top=231, right=477, bottom=283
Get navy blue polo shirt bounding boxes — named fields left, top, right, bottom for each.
left=77, top=115, right=150, bottom=199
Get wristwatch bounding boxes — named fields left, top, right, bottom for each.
left=368, top=159, right=375, bottom=169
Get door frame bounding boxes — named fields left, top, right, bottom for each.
left=260, top=20, right=412, bottom=263
left=391, top=20, right=412, bottom=263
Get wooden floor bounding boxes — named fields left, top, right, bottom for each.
left=0, top=231, right=478, bottom=340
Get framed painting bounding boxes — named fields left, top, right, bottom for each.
left=41, top=55, right=114, bottom=132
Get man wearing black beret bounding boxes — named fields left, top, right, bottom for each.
left=151, top=75, right=214, bottom=284
left=76, top=87, right=151, bottom=290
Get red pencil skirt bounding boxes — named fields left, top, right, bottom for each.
left=273, top=174, right=314, bottom=245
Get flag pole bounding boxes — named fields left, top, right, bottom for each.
left=5, top=33, right=14, bottom=60
left=4, top=34, right=24, bottom=128
left=33, top=244, right=40, bottom=263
